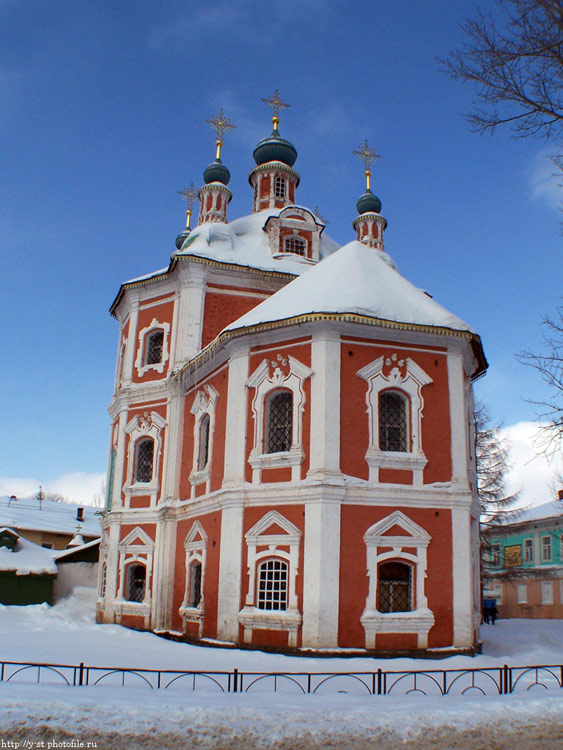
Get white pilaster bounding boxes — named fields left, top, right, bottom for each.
left=161, top=382, right=184, bottom=501
left=152, top=509, right=177, bottom=631
left=121, top=292, right=139, bottom=387
left=175, top=264, right=207, bottom=365
left=105, top=520, right=121, bottom=620
left=302, top=496, right=341, bottom=647
left=223, top=344, right=250, bottom=487
left=447, top=348, right=469, bottom=487
left=451, top=506, right=473, bottom=647
left=307, top=331, right=342, bottom=482
left=110, top=410, right=127, bottom=510
left=216, top=499, right=244, bottom=641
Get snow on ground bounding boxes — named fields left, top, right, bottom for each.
left=0, top=591, right=562, bottom=749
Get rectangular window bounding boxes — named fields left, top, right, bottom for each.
left=541, top=581, right=553, bottom=604
left=492, top=582, right=503, bottom=604
left=517, top=583, right=527, bottom=604
left=542, top=536, right=552, bottom=562
left=524, top=538, right=533, bottom=563
left=491, top=544, right=501, bottom=566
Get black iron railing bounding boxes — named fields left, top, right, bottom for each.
left=0, top=660, right=562, bottom=696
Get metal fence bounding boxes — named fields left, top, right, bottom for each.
left=1, top=660, right=562, bottom=696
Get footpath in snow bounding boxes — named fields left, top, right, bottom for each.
left=0, top=592, right=562, bottom=749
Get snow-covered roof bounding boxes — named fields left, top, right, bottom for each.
left=494, top=501, right=563, bottom=527
left=0, top=497, right=101, bottom=538
left=223, top=240, right=477, bottom=336
left=54, top=538, right=100, bottom=561
left=0, top=534, right=57, bottom=575
left=174, top=207, right=339, bottom=275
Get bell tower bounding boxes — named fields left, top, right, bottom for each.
left=197, top=110, right=235, bottom=225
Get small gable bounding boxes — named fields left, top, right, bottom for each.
left=381, top=524, right=411, bottom=537
left=260, top=522, right=289, bottom=537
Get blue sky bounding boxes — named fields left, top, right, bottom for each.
left=1, top=0, right=561, bottom=502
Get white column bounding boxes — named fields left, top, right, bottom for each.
left=121, top=292, right=139, bottom=386
left=110, top=409, right=128, bottom=510
left=307, top=331, right=342, bottom=482
left=223, top=344, right=250, bottom=487
left=302, top=497, right=341, bottom=647
left=447, top=348, right=469, bottom=487
left=175, top=264, right=207, bottom=364
left=161, top=383, right=184, bottom=501
left=152, top=510, right=177, bottom=631
left=451, top=506, right=473, bottom=647
left=105, top=520, right=121, bottom=621
left=216, top=499, right=244, bottom=641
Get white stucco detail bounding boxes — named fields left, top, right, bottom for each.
left=175, top=265, right=207, bottom=364
left=134, top=318, right=171, bottom=377
left=447, top=349, right=469, bottom=487
left=179, top=520, right=208, bottom=637
left=307, top=332, right=341, bottom=482
left=216, top=500, right=244, bottom=641
left=223, top=345, right=250, bottom=487
left=451, top=506, right=473, bottom=647
left=123, top=411, right=167, bottom=508
left=189, top=384, right=219, bottom=497
left=113, top=527, right=155, bottom=626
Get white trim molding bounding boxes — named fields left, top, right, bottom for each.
left=360, top=510, right=434, bottom=649
left=188, top=384, right=219, bottom=496
left=247, top=353, right=313, bottom=483
left=135, top=317, right=171, bottom=377
left=113, top=526, right=155, bottom=626
left=179, top=520, right=208, bottom=637
left=357, top=353, right=432, bottom=485
left=239, top=510, right=302, bottom=647
left=124, top=411, right=167, bottom=508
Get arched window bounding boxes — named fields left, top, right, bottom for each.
left=198, top=415, right=210, bottom=471
left=99, top=562, right=107, bottom=598
left=377, top=561, right=412, bottom=612
left=257, top=559, right=288, bottom=610
left=135, top=438, right=154, bottom=483
left=145, top=330, right=164, bottom=365
left=126, top=563, right=146, bottom=603
left=188, top=560, right=202, bottom=607
left=284, top=236, right=307, bottom=256
left=379, top=391, right=408, bottom=452
left=274, top=175, right=286, bottom=199
left=266, top=391, right=292, bottom=453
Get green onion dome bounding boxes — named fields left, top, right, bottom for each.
left=253, top=131, right=298, bottom=167
left=356, top=189, right=382, bottom=215
left=203, top=159, right=231, bottom=185
left=175, top=229, right=190, bottom=250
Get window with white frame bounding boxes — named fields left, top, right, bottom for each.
left=198, top=415, right=210, bottom=470
left=541, top=580, right=553, bottom=604
left=135, top=318, right=170, bottom=377
left=189, top=385, right=218, bottom=495
left=284, top=236, right=306, bottom=256
left=135, top=438, right=154, bottom=483
left=99, top=561, right=107, bottom=599
left=247, top=354, right=312, bottom=482
left=357, top=353, right=432, bottom=484
left=188, top=560, right=202, bottom=607
left=491, top=581, right=503, bottom=604
left=379, top=391, right=408, bottom=452
left=524, top=538, right=534, bottom=563
left=257, top=559, right=288, bottom=610
left=145, top=329, right=164, bottom=365
left=542, top=536, right=552, bottom=562
left=125, top=563, right=146, bottom=602
left=377, top=561, right=412, bottom=612
left=491, top=543, right=501, bottom=566
left=274, top=175, right=286, bottom=199
left=124, top=411, right=166, bottom=506
left=517, top=583, right=527, bottom=604
left=115, top=527, right=154, bottom=617
left=179, top=521, right=207, bottom=635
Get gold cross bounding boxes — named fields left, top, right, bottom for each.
left=178, top=182, right=197, bottom=228
left=261, top=89, right=291, bottom=117
left=352, top=140, right=382, bottom=190
left=205, top=109, right=236, bottom=142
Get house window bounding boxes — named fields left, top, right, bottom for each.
left=198, top=415, right=210, bottom=471
left=541, top=580, right=553, bottom=604
left=99, top=562, right=107, bottom=598
left=491, top=543, right=502, bottom=566
left=491, top=582, right=503, bottom=604
left=266, top=391, right=293, bottom=453
left=274, top=175, right=286, bottom=199
left=524, top=538, right=533, bottom=563
left=126, top=563, right=146, bottom=602
left=188, top=560, right=202, bottom=607
left=284, top=236, right=306, bottom=256
left=377, top=561, right=413, bottom=612
left=145, top=330, right=164, bottom=365
left=379, top=391, right=408, bottom=452
left=517, top=583, right=527, bottom=604
left=135, top=438, right=154, bottom=483
left=542, top=536, right=552, bottom=562
left=257, top=559, right=288, bottom=611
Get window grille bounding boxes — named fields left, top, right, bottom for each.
left=135, top=439, right=154, bottom=483
left=274, top=176, right=286, bottom=199
left=524, top=539, right=533, bottom=562
left=99, top=563, right=107, bottom=598
left=266, top=392, right=292, bottom=453
left=198, top=415, right=210, bottom=471
left=257, top=559, right=288, bottom=610
left=126, top=564, right=146, bottom=603
left=379, top=391, right=407, bottom=452
left=146, top=330, right=164, bottom=365
left=284, top=236, right=307, bottom=256
left=377, top=561, right=412, bottom=612
left=542, top=536, right=552, bottom=561
left=189, top=561, right=202, bottom=607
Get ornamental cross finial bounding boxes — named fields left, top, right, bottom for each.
left=205, top=110, right=236, bottom=159
left=261, top=89, right=290, bottom=131
left=352, top=140, right=382, bottom=190
left=178, top=182, right=197, bottom=229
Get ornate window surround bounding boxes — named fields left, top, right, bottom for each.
left=135, top=318, right=170, bottom=377
left=247, top=354, right=313, bottom=483
left=360, top=511, right=434, bottom=649
left=114, top=526, right=154, bottom=619
left=239, top=510, right=302, bottom=646
left=263, top=206, right=322, bottom=262
left=179, top=521, right=208, bottom=637
left=188, top=384, right=219, bottom=495
left=124, top=411, right=166, bottom=507
left=357, top=354, right=432, bottom=485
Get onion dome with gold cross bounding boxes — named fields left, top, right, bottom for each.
left=352, top=141, right=387, bottom=252
left=175, top=182, right=197, bottom=250
left=197, top=110, right=235, bottom=225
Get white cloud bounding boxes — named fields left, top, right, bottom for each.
left=529, top=149, right=563, bottom=212
left=500, top=421, right=562, bottom=508
left=0, top=472, right=106, bottom=507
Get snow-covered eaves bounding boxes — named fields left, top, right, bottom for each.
left=54, top=538, right=100, bottom=561
left=0, top=534, right=57, bottom=576
left=492, top=500, right=563, bottom=527
left=0, top=497, right=102, bottom=538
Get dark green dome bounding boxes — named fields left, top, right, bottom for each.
left=203, top=159, right=231, bottom=185
left=175, top=228, right=191, bottom=250
left=253, top=131, right=297, bottom=167
left=356, top=189, right=381, bottom=215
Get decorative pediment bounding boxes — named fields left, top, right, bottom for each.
left=190, top=384, right=219, bottom=416
left=364, top=511, right=430, bottom=545
left=185, top=520, right=208, bottom=550
left=119, top=526, right=155, bottom=551
left=246, top=510, right=301, bottom=544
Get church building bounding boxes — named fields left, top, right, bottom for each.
left=97, top=92, right=487, bottom=654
